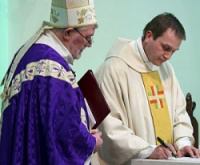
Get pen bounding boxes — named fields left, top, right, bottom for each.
left=157, top=137, right=177, bottom=158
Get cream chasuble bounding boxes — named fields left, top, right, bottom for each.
left=95, top=38, right=194, bottom=165
left=141, top=71, right=172, bottom=144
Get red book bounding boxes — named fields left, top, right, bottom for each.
left=78, top=70, right=111, bottom=129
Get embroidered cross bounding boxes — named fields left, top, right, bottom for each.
left=148, top=85, right=165, bottom=109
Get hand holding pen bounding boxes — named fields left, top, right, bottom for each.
left=147, top=137, right=177, bottom=159
left=157, top=137, right=177, bottom=158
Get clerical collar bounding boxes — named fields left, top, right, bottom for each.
left=36, top=29, right=74, bottom=65
left=130, top=37, right=159, bottom=71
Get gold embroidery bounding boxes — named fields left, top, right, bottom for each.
left=50, top=8, right=60, bottom=23
left=0, top=87, right=8, bottom=100
left=81, top=108, right=88, bottom=129
left=1, top=59, right=78, bottom=113
left=77, top=7, right=94, bottom=24
left=141, top=71, right=172, bottom=144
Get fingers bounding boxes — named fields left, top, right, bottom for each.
left=98, top=131, right=102, bottom=137
left=190, top=146, right=200, bottom=158
left=167, top=144, right=177, bottom=156
left=162, top=147, right=173, bottom=158
left=193, top=148, right=200, bottom=158
left=94, top=133, right=103, bottom=152
left=90, top=129, right=98, bottom=134
left=187, top=146, right=195, bottom=158
left=148, top=145, right=172, bottom=159
left=90, top=129, right=103, bottom=152
left=156, top=145, right=175, bottom=159
left=177, top=146, right=200, bottom=158
left=157, top=145, right=176, bottom=159
left=91, top=129, right=102, bottom=137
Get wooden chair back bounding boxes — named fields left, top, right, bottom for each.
left=186, top=93, right=199, bottom=148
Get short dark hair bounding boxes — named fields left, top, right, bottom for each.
left=143, top=12, right=186, bottom=40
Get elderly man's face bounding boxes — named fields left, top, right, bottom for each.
left=69, top=26, right=96, bottom=59
left=143, top=28, right=182, bottom=66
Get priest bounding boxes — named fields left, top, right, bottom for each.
left=96, top=12, right=200, bottom=165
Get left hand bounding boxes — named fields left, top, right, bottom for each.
left=177, top=146, right=200, bottom=158
left=91, top=129, right=103, bottom=152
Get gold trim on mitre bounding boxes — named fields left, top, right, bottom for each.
left=66, top=0, right=90, bottom=9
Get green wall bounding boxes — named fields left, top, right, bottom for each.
left=0, top=0, right=8, bottom=114
left=2, top=0, right=200, bottom=146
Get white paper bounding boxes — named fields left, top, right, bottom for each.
left=168, top=157, right=200, bottom=162
left=84, top=99, right=96, bottom=129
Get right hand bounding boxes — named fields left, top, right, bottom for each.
left=147, top=144, right=177, bottom=159
left=91, top=129, right=103, bottom=152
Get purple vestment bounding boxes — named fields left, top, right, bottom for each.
left=0, top=44, right=96, bottom=165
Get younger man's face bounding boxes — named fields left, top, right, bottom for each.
left=143, top=28, right=182, bottom=66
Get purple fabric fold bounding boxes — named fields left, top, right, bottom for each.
left=0, top=44, right=95, bottom=165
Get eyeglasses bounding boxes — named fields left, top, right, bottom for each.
left=74, top=28, right=93, bottom=45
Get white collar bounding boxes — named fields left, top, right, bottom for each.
left=36, top=30, right=74, bottom=65
left=130, top=37, right=159, bottom=71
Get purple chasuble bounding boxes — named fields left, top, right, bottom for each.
left=0, top=44, right=96, bottom=165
